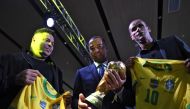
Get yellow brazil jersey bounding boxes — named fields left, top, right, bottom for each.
left=8, top=75, right=69, bottom=109
left=131, top=58, right=190, bottom=109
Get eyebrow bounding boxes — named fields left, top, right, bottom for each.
left=131, top=23, right=144, bottom=31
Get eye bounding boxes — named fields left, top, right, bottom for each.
left=46, top=38, right=51, bottom=42
left=132, top=27, right=137, bottom=32
left=45, top=38, right=54, bottom=46
left=131, top=24, right=144, bottom=32
left=89, top=47, right=95, bottom=51
left=138, top=24, right=144, bottom=28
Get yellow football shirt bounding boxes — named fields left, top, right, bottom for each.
left=9, top=75, right=68, bottom=109
left=131, top=58, right=190, bottom=109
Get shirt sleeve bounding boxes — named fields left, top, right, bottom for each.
left=71, top=70, right=83, bottom=109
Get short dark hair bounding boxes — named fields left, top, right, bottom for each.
left=88, top=35, right=106, bottom=45
left=34, top=28, right=55, bottom=36
left=88, top=35, right=107, bottom=50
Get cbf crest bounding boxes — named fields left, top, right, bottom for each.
left=40, top=100, right=46, bottom=109
left=165, top=79, right=175, bottom=92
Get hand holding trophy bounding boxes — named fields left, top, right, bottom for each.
left=85, top=61, right=126, bottom=109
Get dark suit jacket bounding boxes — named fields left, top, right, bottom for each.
left=138, top=35, right=190, bottom=59
left=72, top=63, right=128, bottom=109
left=157, top=35, right=190, bottom=59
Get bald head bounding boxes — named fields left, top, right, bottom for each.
left=128, top=19, right=148, bottom=34
left=128, top=19, right=153, bottom=48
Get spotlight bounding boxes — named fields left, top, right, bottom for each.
left=46, top=17, right=55, bottom=28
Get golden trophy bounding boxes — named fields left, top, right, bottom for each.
left=85, top=61, right=126, bottom=109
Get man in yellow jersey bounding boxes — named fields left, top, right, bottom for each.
left=0, top=28, right=71, bottom=109
left=120, top=19, right=190, bottom=109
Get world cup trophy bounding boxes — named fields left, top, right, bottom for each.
left=85, top=61, right=126, bottom=109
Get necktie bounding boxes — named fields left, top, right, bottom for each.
left=98, top=64, right=105, bottom=77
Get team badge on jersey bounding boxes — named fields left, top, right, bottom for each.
left=40, top=100, right=47, bottom=109
left=150, top=78, right=159, bottom=88
left=165, top=79, right=174, bottom=92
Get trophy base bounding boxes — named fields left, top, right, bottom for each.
left=85, top=91, right=105, bottom=109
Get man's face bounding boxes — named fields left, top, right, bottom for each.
left=89, top=37, right=107, bottom=63
left=129, top=19, right=152, bottom=45
left=30, top=32, right=54, bottom=58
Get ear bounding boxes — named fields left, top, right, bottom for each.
left=131, top=35, right=135, bottom=41
left=147, top=26, right=151, bottom=32
left=31, top=35, right=36, bottom=42
left=32, top=38, right=35, bottom=42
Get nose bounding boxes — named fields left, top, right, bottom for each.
left=135, top=27, right=141, bottom=32
left=48, top=42, right=53, bottom=47
left=94, top=47, right=100, bottom=53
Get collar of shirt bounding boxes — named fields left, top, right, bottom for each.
left=138, top=41, right=164, bottom=59
left=94, top=61, right=108, bottom=68
left=94, top=61, right=108, bottom=76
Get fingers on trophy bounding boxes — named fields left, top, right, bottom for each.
left=85, top=61, right=126, bottom=109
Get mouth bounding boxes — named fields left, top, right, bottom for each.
left=138, top=36, right=144, bottom=40
left=44, top=48, right=51, bottom=53
left=135, top=35, right=143, bottom=42
left=135, top=32, right=146, bottom=43
left=136, top=32, right=144, bottom=37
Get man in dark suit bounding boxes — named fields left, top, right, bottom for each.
left=72, top=36, right=127, bottom=109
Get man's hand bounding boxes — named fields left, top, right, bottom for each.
left=78, top=93, right=92, bottom=109
left=15, top=69, right=41, bottom=85
left=125, top=57, right=136, bottom=69
left=185, top=58, right=190, bottom=73
left=104, top=69, right=126, bottom=91
left=63, top=91, right=72, bottom=108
